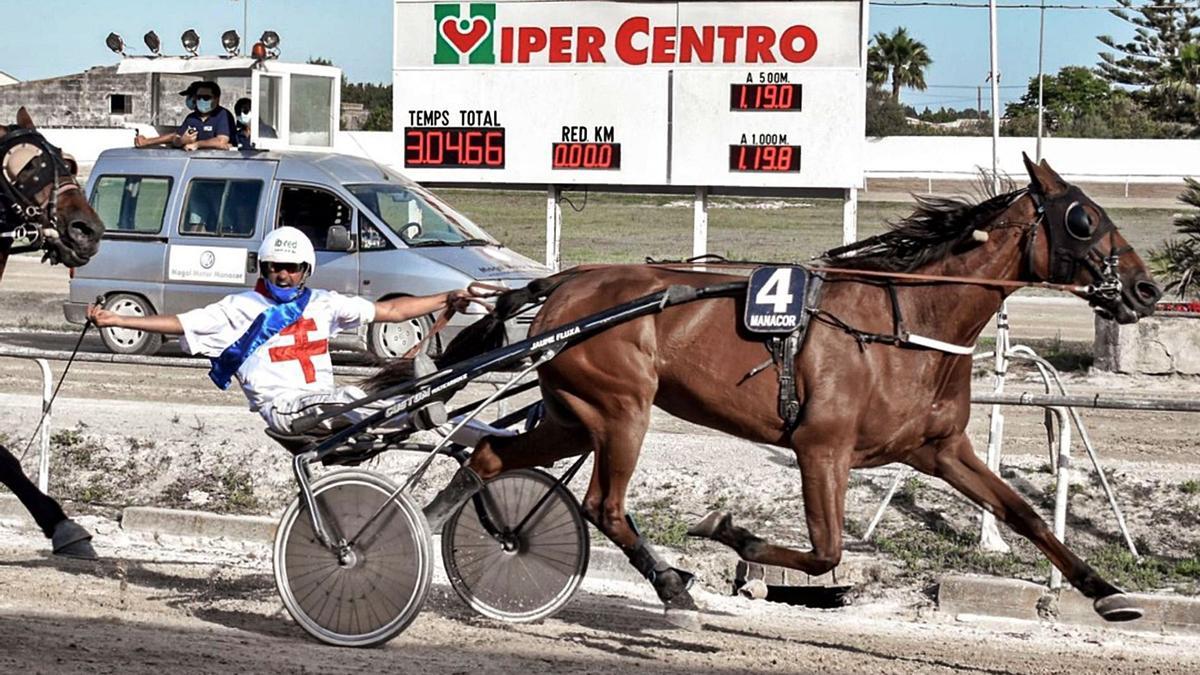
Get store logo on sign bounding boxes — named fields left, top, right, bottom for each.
left=434, top=3, right=497, bottom=64
left=200, top=250, right=216, bottom=269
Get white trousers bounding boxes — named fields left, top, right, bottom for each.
left=263, top=385, right=511, bottom=448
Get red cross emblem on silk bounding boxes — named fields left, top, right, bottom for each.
left=268, top=318, right=328, bottom=383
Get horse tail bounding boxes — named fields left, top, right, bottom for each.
left=362, top=268, right=588, bottom=393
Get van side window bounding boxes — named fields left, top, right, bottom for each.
left=358, top=214, right=390, bottom=251
left=90, top=176, right=172, bottom=234
left=277, top=184, right=353, bottom=251
left=181, top=178, right=263, bottom=238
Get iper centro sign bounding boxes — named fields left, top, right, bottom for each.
left=433, top=2, right=819, bottom=66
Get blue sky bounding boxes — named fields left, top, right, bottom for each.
left=0, top=0, right=1138, bottom=110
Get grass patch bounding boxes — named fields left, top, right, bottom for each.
left=873, top=521, right=1033, bottom=579
left=633, top=496, right=694, bottom=551
left=1180, top=480, right=1200, bottom=495
left=1087, top=543, right=1200, bottom=592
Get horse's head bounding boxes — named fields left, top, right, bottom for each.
left=0, top=107, right=104, bottom=267
left=1021, top=153, right=1161, bottom=324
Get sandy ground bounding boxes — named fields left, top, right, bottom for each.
left=2, top=522, right=1200, bottom=675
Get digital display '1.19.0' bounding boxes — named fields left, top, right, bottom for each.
left=730, top=83, right=803, bottom=111
left=551, top=142, right=621, bottom=170
left=404, top=127, right=505, bottom=168
left=729, top=145, right=801, bottom=173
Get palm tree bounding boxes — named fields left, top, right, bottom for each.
left=1151, top=177, right=1200, bottom=299
left=871, top=27, right=933, bottom=102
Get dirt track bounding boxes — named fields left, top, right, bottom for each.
left=2, top=525, right=1199, bottom=675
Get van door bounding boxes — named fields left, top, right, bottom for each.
left=164, top=157, right=277, bottom=314
left=273, top=183, right=358, bottom=295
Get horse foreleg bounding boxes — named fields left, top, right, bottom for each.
left=0, top=444, right=94, bottom=558
left=689, top=445, right=851, bottom=576
left=909, top=434, right=1142, bottom=622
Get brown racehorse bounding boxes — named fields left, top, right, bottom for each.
left=408, top=156, right=1161, bottom=623
left=0, top=108, right=106, bottom=558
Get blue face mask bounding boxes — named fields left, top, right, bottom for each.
left=264, top=279, right=303, bottom=303
left=196, top=99, right=214, bottom=114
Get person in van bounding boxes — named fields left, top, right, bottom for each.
left=233, top=97, right=277, bottom=148
left=133, top=81, right=200, bottom=148
left=174, top=81, right=233, bottom=151
left=85, top=227, right=479, bottom=437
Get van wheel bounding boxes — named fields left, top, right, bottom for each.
left=99, top=294, right=163, bottom=356
left=368, top=314, right=435, bottom=361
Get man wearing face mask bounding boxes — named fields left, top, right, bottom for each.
left=175, top=81, right=233, bottom=151
left=86, top=227, right=474, bottom=437
left=134, top=81, right=203, bottom=148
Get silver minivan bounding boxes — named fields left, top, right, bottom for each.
left=65, top=147, right=547, bottom=357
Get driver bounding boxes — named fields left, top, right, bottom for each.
left=87, top=227, right=472, bottom=436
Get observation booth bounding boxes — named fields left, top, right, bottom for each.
left=115, top=55, right=341, bottom=152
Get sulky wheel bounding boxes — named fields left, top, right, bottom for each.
left=274, top=470, right=433, bottom=647
left=442, top=468, right=589, bottom=623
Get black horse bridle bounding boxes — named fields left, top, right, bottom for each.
left=0, top=126, right=81, bottom=255
left=1025, top=186, right=1126, bottom=302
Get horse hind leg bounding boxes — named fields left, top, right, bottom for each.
left=0, top=444, right=95, bottom=559
left=910, top=433, right=1141, bottom=622
left=689, top=442, right=851, bottom=577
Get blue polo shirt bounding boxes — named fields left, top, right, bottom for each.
left=178, top=107, right=234, bottom=142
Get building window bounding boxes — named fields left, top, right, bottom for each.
left=109, top=94, right=132, bottom=115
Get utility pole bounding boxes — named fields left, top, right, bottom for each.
left=1036, top=0, right=1046, bottom=161
left=977, top=86, right=982, bottom=118
left=988, top=0, right=1000, bottom=195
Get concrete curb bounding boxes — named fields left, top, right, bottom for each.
left=121, top=506, right=277, bottom=542
left=938, top=574, right=1200, bottom=636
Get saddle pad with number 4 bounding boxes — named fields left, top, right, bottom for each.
left=743, top=266, right=815, bottom=333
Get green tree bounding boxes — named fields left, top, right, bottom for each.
left=1098, top=0, right=1200, bottom=126
left=869, top=27, right=933, bottom=102
left=307, top=56, right=393, bottom=131
left=865, top=87, right=910, bottom=136
left=1150, top=178, right=1200, bottom=298
left=1003, top=66, right=1166, bottom=138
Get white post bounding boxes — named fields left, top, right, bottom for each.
left=36, top=358, right=52, bottom=493
left=988, top=0, right=1001, bottom=194
left=545, top=185, right=561, bottom=272
left=1035, top=0, right=1045, bottom=162
left=692, top=187, right=709, bottom=259
left=980, top=304, right=1011, bottom=552
left=1049, top=406, right=1072, bottom=590
left=842, top=188, right=858, bottom=244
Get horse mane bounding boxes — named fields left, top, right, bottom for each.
left=820, top=188, right=1027, bottom=272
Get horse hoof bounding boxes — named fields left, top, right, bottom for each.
left=51, top=519, right=97, bottom=560
left=687, top=510, right=730, bottom=539
left=738, top=578, right=769, bottom=600
left=1094, top=593, right=1144, bottom=622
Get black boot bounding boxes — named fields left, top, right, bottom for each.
left=625, top=536, right=698, bottom=610
left=423, top=466, right=484, bottom=532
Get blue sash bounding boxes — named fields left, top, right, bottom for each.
left=208, top=287, right=313, bottom=389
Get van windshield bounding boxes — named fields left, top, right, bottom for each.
left=347, top=183, right=497, bottom=247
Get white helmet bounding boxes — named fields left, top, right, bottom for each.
left=259, top=226, right=316, bottom=275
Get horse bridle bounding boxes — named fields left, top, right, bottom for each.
left=0, top=126, right=81, bottom=255
left=1024, top=186, right=1126, bottom=301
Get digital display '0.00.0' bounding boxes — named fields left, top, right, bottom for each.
left=404, top=127, right=505, bottom=168
left=729, top=145, right=801, bottom=172
left=551, top=142, right=621, bottom=170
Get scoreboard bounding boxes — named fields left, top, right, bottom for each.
left=392, top=1, right=865, bottom=189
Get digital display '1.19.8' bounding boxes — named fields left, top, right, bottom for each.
left=729, top=145, right=801, bottom=173
left=551, top=142, right=621, bottom=170
left=404, top=127, right=505, bottom=168
left=730, top=83, right=802, bottom=111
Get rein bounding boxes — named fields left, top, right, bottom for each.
left=400, top=281, right=508, bottom=360
left=0, top=127, right=80, bottom=256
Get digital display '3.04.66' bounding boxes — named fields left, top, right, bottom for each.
left=404, top=127, right=505, bottom=168
left=729, top=145, right=801, bottom=173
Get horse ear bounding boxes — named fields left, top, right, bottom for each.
left=1022, top=152, right=1067, bottom=197
left=15, top=106, right=35, bottom=130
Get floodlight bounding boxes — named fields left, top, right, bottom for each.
left=143, top=31, right=161, bottom=56
left=221, top=30, right=240, bottom=57
left=181, top=29, right=200, bottom=57
left=260, top=30, right=280, bottom=49
left=105, top=33, right=125, bottom=56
